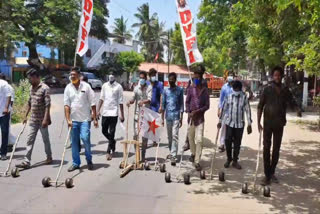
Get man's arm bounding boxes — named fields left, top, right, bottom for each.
left=3, top=84, right=11, bottom=115
left=118, top=86, right=124, bottom=122
left=257, top=88, right=266, bottom=132
left=88, top=86, right=98, bottom=127
left=179, top=88, right=184, bottom=128
left=42, top=88, right=51, bottom=128
left=185, top=87, right=191, bottom=113
left=63, top=87, right=72, bottom=127
left=97, top=99, right=104, bottom=119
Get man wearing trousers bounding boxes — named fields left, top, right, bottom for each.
left=161, top=72, right=184, bottom=166
left=0, top=75, right=12, bottom=160
left=258, top=66, right=301, bottom=185
left=217, top=76, right=233, bottom=153
left=185, top=65, right=210, bottom=171
left=218, top=80, right=252, bottom=170
left=16, top=69, right=52, bottom=168
left=97, top=73, right=125, bottom=160
left=64, top=67, right=98, bottom=172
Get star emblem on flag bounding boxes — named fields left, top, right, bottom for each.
left=148, top=119, right=160, bottom=135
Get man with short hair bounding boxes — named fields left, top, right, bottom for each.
left=64, top=67, right=98, bottom=172
left=218, top=80, right=252, bottom=170
left=258, top=66, right=302, bottom=185
left=0, top=73, right=11, bottom=160
left=217, top=75, right=234, bottom=153
left=97, top=73, right=125, bottom=161
left=185, top=65, right=210, bottom=171
left=127, top=71, right=152, bottom=162
left=16, top=69, right=52, bottom=168
left=161, top=72, right=184, bottom=166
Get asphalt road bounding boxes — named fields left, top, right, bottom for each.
left=0, top=91, right=319, bottom=214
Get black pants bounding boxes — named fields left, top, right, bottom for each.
left=225, top=125, right=244, bottom=162
left=263, top=124, right=284, bottom=179
left=0, top=114, right=10, bottom=156
left=102, top=116, right=118, bottom=153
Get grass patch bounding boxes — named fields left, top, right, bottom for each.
left=11, top=79, right=30, bottom=124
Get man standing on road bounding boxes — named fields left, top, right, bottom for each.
left=185, top=65, right=210, bottom=171
left=217, top=75, right=234, bottom=153
left=258, top=66, right=302, bottom=185
left=218, top=80, right=252, bottom=170
left=64, top=67, right=98, bottom=172
left=161, top=72, right=184, bottom=166
left=127, top=71, right=152, bottom=162
left=97, top=73, right=125, bottom=161
left=16, top=69, right=52, bottom=168
left=0, top=73, right=12, bottom=160
left=149, top=68, right=164, bottom=147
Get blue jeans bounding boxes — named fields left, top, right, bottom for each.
left=0, top=114, right=10, bottom=156
left=71, top=121, right=92, bottom=167
left=166, top=120, right=180, bottom=158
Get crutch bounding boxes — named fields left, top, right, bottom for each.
left=1, top=122, right=27, bottom=177
left=209, top=127, right=220, bottom=180
left=59, top=119, right=65, bottom=138
left=122, top=106, right=131, bottom=171
left=253, top=131, right=262, bottom=191
left=42, top=127, right=73, bottom=188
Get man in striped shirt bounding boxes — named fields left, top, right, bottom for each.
left=218, top=80, right=252, bottom=169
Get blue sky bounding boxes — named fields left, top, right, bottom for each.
left=107, top=0, right=202, bottom=38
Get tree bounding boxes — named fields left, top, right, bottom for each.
left=150, top=18, right=166, bottom=62
left=0, top=0, right=109, bottom=69
left=171, top=23, right=186, bottom=65
left=112, top=16, right=132, bottom=44
left=116, top=51, right=144, bottom=74
left=98, top=55, right=124, bottom=78
left=132, top=3, right=158, bottom=62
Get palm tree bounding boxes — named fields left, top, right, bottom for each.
left=113, top=16, right=132, bottom=44
left=151, top=19, right=167, bottom=62
left=132, top=3, right=158, bottom=61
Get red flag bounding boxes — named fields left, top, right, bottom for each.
left=154, top=53, right=159, bottom=62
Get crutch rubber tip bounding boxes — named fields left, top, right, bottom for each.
left=160, top=163, right=166, bottom=173
left=263, top=186, right=271, bottom=197
left=42, top=177, right=51, bottom=188
left=219, top=171, right=225, bottom=182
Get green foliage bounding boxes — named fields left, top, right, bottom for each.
left=98, top=55, right=124, bottom=78
left=11, top=79, right=30, bottom=124
left=171, top=23, right=186, bottom=65
left=117, top=51, right=144, bottom=74
left=113, top=16, right=132, bottom=44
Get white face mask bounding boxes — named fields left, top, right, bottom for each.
left=234, top=91, right=241, bottom=96
left=151, top=76, right=157, bottom=82
left=109, top=75, right=115, bottom=83
left=227, top=76, right=233, bottom=83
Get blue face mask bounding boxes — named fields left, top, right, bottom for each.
left=140, top=79, right=146, bottom=85
left=194, top=78, right=201, bottom=86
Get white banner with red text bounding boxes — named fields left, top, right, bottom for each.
left=175, top=0, right=203, bottom=66
left=76, top=0, right=93, bottom=57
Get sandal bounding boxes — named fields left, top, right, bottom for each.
left=15, top=161, right=31, bottom=169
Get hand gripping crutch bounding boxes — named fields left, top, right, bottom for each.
left=1, top=122, right=27, bottom=177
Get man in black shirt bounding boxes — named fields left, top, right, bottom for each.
left=258, top=66, right=302, bottom=185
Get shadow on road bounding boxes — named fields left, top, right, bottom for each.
left=185, top=140, right=320, bottom=213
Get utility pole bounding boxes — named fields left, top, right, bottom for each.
left=302, top=70, right=309, bottom=109
left=167, top=31, right=170, bottom=74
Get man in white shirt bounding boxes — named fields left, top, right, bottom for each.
left=0, top=74, right=11, bottom=160
left=97, top=73, right=125, bottom=161
left=64, top=67, right=98, bottom=172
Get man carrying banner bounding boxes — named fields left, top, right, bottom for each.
left=127, top=71, right=152, bottom=162
left=97, top=73, right=125, bottom=161
left=64, top=67, right=98, bottom=172
left=161, top=72, right=184, bottom=166
left=185, top=65, right=210, bottom=171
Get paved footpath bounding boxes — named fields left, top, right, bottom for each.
left=0, top=91, right=319, bottom=214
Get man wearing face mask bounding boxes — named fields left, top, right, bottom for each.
left=161, top=72, right=184, bottom=166
left=217, top=75, right=234, bottom=153
left=185, top=65, right=210, bottom=171
left=97, top=73, right=125, bottom=160
left=64, top=67, right=98, bottom=172
left=127, top=71, right=152, bottom=162
left=218, top=80, right=252, bottom=170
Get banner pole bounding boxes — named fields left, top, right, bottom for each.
left=73, top=52, right=77, bottom=67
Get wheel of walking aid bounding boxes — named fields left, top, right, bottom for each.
left=65, top=178, right=73, bottom=189
left=144, top=162, right=150, bottom=170
left=11, top=168, right=20, bottom=178
left=184, top=174, right=191, bottom=185
left=42, top=177, right=51, bottom=188
left=160, top=163, right=166, bottom=173
left=218, top=171, right=225, bottom=182
left=242, top=183, right=248, bottom=194
left=165, top=172, right=171, bottom=183
left=200, top=170, right=206, bottom=180
left=263, top=186, right=271, bottom=197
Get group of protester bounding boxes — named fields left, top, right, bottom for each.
left=0, top=65, right=301, bottom=185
